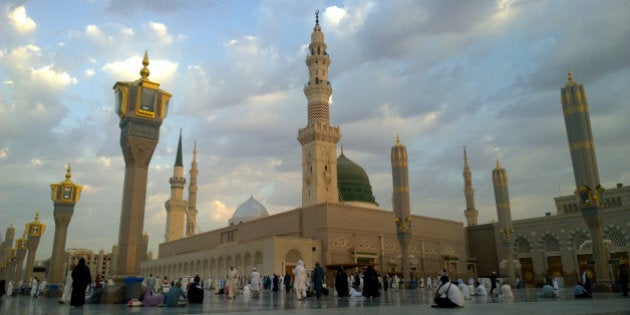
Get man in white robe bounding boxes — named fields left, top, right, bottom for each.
left=250, top=267, right=261, bottom=298
left=293, top=260, right=307, bottom=300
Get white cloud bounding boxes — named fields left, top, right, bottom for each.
left=85, top=68, right=95, bottom=77
left=148, top=22, right=173, bottom=45
left=324, top=6, right=347, bottom=26
left=102, top=55, right=179, bottom=84
left=30, top=158, right=43, bottom=167
left=31, top=65, right=78, bottom=89
left=0, top=147, right=8, bottom=158
left=6, top=6, right=36, bottom=33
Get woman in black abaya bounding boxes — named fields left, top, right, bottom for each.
left=70, top=258, right=92, bottom=307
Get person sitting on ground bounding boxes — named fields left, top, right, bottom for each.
left=573, top=281, right=591, bottom=298
left=143, top=284, right=163, bottom=306
left=164, top=281, right=187, bottom=306
left=473, top=281, right=487, bottom=296
left=499, top=283, right=513, bottom=298
left=456, top=279, right=470, bottom=299
left=432, top=275, right=465, bottom=308
left=539, top=284, right=557, bottom=298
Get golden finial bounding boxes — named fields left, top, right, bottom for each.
left=396, top=134, right=400, bottom=145
left=65, top=163, right=72, bottom=180
left=140, top=50, right=150, bottom=79
left=567, top=70, right=574, bottom=83
left=496, top=158, right=501, bottom=169
left=34, top=211, right=40, bottom=222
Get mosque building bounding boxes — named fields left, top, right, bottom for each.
left=139, top=14, right=629, bottom=288
left=141, top=13, right=468, bottom=284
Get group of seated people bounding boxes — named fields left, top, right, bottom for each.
left=135, top=275, right=205, bottom=307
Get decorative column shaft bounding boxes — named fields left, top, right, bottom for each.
left=492, top=160, right=515, bottom=285
left=391, top=136, right=412, bottom=280
left=49, top=165, right=82, bottom=285
left=24, top=212, right=45, bottom=282
left=114, top=51, right=171, bottom=277
left=561, top=71, right=611, bottom=289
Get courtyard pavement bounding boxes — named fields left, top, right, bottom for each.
left=1, top=287, right=628, bottom=315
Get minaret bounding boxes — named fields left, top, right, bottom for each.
left=560, top=71, right=611, bottom=289
left=297, top=10, right=341, bottom=207
left=113, top=51, right=171, bottom=278
left=165, top=130, right=187, bottom=242
left=48, top=164, right=83, bottom=285
left=492, top=159, right=515, bottom=284
left=24, top=211, right=45, bottom=281
left=463, top=147, right=479, bottom=226
left=186, top=142, right=199, bottom=237
left=391, top=135, right=412, bottom=280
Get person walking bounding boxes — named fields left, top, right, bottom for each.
left=619, top=264, right=629, bottom=297
left=313, top=262, right=324, bottom=298
left=335, top=267, right=349, bottom=298
left=362, top=265, right=380, bottom=299
left=227, top=266, right=238, bottom=299
left=250, top=268, right=261, bottom=298
left=70, top=258, right=91, bottom=308
left=293, top=260, right=307, bottom=300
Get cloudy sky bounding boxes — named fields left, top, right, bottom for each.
left=1, top=0, right=629, bottom=262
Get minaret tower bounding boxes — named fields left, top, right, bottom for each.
left=492, top=159, right=515, bottom=284
left=48, top=164, right=83, bottom=285
left=165, top=130, right=187, bottom=242
left=560, top=71, right=611, bottom=289
left=113, top=51, right=171, bottom=278
left=391, top=135, right=412, bottom=280
left=186, top=142, right=199, bottom=237
left=24, top=211, right=45, bottom=281
left=463, top=146, right=479, bottom=226
left=297, top=10, right=341, bottom=207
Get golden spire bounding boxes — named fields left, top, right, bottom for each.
left=567, top=69, right=574, bottom=83
left=495, top=158, right=502, bottom=169
left=34, top=211, right=39, bottom=222
left=65, top=163, right=72, bottom=180
left=140, top=50, right=150, bottom=79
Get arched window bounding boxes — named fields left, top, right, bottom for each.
left=570, top=230, right=590, bottom=250
left=515, top=236, right=531, bottom=254
left=604, top=226, right=627, bottom=248
left=542, top=234, right=561, bottom=252
left=285, top=249, right=302, bottom=264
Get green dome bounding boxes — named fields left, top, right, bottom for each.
left=337, top=152, right=378, bottom=205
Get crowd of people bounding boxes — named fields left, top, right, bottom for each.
left=2, top=262, right=629, bottom=308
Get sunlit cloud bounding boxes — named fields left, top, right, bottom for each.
left=102, top=56, right=179, bottom=84
left=6, top=6, right=36, bottom=33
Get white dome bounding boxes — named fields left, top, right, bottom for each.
left=229, top=196, right=269, bottom=226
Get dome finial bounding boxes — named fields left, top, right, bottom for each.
left=567, top=69, right=574, bottom=83
left=396, top=134, right=400, bottom=145
left=340, top=144, right=344, bottom=156
left=66, top=163, right=72, bottom=180
left=140, top=50, right=150, bottom=79
left=315, top=9, right=319, bottom=25
left=496, top=158, right=501, bottom=169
